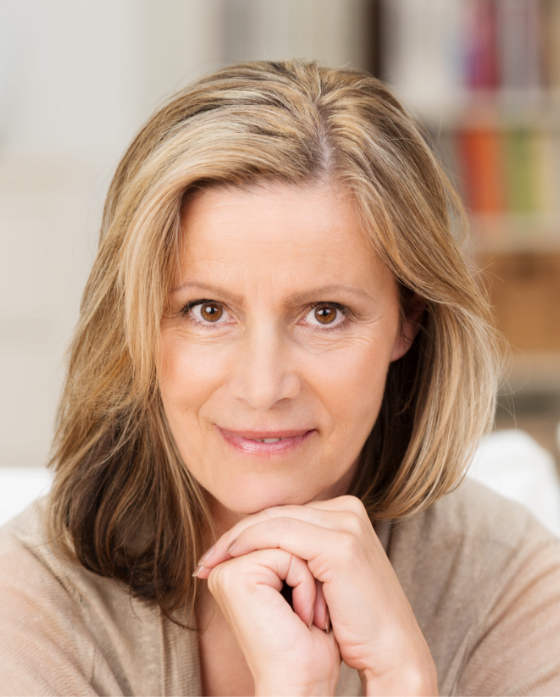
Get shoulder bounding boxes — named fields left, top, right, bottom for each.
left=388, top=476, right=559, bottom=609
left=392, top=476, right=553, bottom=560
left=389, top=476, right=560, bottom=581
left=0, top=496, right=114, bottom=614
left=0, top=498, right=184, bottom=695
left=389, top=478, right=560, bottom=694
left=0, top=498, right=101, bottom=693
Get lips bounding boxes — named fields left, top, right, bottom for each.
left=220, top=428, right=311, bottom=439
left=217, top=426, right=315, bottom=454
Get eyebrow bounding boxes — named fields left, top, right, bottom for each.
left=171, top=281, right=373, bottom=305
left=287, top=285, right=373, bottom=304
left=171, top=281, right=244, bottom=305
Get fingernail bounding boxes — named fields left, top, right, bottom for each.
left=192, top=565, right=203, bottom=578
left=325, top=610, right=331, bottom=634
left=227, top=539, right=237, bottom=555
left=307, top=609, right=315, bottom=630
left=196, top=545, right=214, bottom=567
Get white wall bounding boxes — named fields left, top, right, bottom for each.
left=223, top=0, right=370, bottom=69
left=0, top=0, right=228, bottom=467
left=0, top=0, right=371, bottom=468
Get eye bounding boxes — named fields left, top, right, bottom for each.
left=187, top=300, right=231, bottom=324
left=304, top=304, right=346, bottom=328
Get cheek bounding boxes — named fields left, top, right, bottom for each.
left=158, top=334, right=226, bottom=419
left=302, top=334, right=395, bottom=437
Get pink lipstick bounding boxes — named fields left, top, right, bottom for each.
left=217, top=427, right=315, bottom=454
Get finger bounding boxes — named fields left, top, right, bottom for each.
left=303, top=495, right=366, bottom=516
left=209, top=548, right=317, bottom=631
left=221, top=517, right=357, bottom=584
left=285, top=555, right=317, bottom=629
left=194, top=497, right=371, bottom=575
left=193, top=509, right=339, bottom=578
left=312, top=579, right=330, bottom=633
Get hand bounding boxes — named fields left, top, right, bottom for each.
left=195, top=496, right=438, bottom=696
left=199, top=546, right=341, bottom=695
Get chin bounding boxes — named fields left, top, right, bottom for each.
left=211, top=480, right=321, bottom=517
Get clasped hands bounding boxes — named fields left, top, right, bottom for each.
left=193, top=495, right=438, bottom=696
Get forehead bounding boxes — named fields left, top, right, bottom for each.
left=177, top=181, right=392, bottom=291
left=183, top=181, right=357, bottom=240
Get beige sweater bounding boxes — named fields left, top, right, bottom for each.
left=1, top=479, right=560, bottom=696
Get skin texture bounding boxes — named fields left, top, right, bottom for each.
left=158, top=182, right=436, bottom=696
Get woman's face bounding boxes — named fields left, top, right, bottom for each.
left=159, top=182, right=417, bottom=524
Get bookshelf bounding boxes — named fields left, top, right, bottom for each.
left=379, top=0, right=560, bottom=391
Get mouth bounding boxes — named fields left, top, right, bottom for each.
left=217, top=427, right=315, bottom=454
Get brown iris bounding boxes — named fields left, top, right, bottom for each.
left=314, top=305, right=337, bottom=324
left=200, top=302, right=223, bottom=322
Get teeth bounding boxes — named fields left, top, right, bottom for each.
left=255, top=438, right=282, bottom=443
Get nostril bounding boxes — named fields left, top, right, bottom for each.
left=228, top=353, right=301, bottom=411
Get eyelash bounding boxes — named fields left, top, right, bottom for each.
left=180, top=300, right=351, bottom=332
left=308, top=303, right=351, bottom=332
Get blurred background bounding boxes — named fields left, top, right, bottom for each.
left=1, top=1, right=560, bottom=522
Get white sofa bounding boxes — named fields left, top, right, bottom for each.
left=468, top=429, right=560, bottom=537
left=0, top=467, right=53, bottom=527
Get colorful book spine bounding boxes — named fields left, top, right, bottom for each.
left=456, top=126, right=560, bottom=218
left=531, top=131, right=559, bottom=215
left=504, top=130, right=536, bottom=213
left=457, top=129, right=506, bottom=213
left=384, top=0, right=560, bottom=237
left=543, top=0, right=560, bottom=90
left=496, top=0, right=543, bottom=91
left=465, top=0, right=500, bottom=89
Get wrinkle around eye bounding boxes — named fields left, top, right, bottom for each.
left=294, top=330, right=380, bottom=356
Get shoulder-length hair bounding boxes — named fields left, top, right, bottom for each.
left=48, top=60, right=500, bottom=622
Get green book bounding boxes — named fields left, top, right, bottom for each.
left=504, top=129, right=535, bottom=214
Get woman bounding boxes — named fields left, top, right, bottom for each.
left=1, top=60, right=560, bottom=696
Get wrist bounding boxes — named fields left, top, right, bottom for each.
left=255, top=674, right=338, bottom=697
left=361, top=659, right=438, bottom=696
left=255, top=683, right=334, bottom=697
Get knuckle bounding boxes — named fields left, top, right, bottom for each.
left=340, top=494, right=366, bottom=516
left=206, top=564, right=223, bottom=595
left=257, top=515, right=293, bottom=540
left=207, top=558, right=238, bottom=596
left=338, top=529, right=361, bottom=561
left=341, top=510, right=364, bottom=536
left=274, top=516, right=293, bottom=536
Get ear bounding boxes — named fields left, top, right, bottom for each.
left=390, top=293, right=425, bottom=362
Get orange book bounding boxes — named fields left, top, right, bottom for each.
left=457, top=129, right=506, bottom=214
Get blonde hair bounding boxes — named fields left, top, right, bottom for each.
left=48, top=60, right=500, bottom=622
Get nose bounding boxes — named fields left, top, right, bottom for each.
left=228, top=322, right=301, bottom=411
